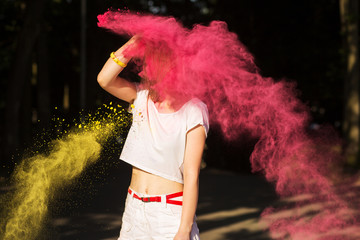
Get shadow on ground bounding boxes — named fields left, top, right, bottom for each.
left=196, top=169, right=277, bottom=240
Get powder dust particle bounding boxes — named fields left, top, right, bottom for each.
left=0, top=103, right=131, bottom=240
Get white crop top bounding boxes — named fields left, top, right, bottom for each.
left=120, top=88, right=209, bottom=183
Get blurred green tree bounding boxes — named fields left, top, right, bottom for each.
left=340, top=0, right=359, bottom=167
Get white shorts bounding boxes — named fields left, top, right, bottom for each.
left=118, top=187, right=200, bottom=240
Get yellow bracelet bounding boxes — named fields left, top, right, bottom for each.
left=110, top=52, right=127, bottom=68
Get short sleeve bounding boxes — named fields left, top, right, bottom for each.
left=186, top=99, right=210, bottom=137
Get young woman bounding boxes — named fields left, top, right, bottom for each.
left=97, top=36, right=209, bottom=240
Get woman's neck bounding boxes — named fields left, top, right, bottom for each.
left=149, top=88, right=188, bottom=113
left=153, top=96, right=178, bottom=113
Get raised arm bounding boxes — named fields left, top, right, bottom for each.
left=175, top=125, right=206, bottom=240
left=97, top=36, right=139, bottom=103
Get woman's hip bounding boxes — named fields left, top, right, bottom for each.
left=118, top=187, right=200, bottom=240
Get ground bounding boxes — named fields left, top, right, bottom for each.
left=34, top=162, right=278, bottom=240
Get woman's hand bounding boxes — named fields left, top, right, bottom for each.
left=173, top=230, right=190, bottom=240
left=128, top=34, right=141, bottom=44
left=97, top=35, right=141, bottom=103
left=121, top=35, right=141, bottom=53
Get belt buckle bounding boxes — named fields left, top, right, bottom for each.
left=141, top=197, right=150, bottom=202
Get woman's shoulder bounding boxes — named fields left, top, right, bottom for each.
left=186, top=98, right=208, bottom=111
left=184, top=98, right=210, bottom=135
left=183, top=98, right=209, bottom=121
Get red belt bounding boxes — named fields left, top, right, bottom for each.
left=128, top=188, right=183, bottom=206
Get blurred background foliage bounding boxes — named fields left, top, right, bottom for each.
left=0, top=0, right=357, bottom=176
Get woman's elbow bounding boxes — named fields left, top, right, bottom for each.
left=97, top=73, right=108, bottom=88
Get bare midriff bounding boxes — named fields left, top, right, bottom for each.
left=129, top=166, right=184, bottom=195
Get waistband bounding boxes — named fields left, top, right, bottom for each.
left=128, top=187, right=183, bottom=206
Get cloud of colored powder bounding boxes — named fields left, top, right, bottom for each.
left=0, top=103, right=130, bottom=240
left=97, top=9, right=360, bottom=239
